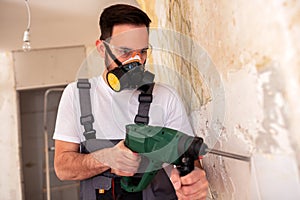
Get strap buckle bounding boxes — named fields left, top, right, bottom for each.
left=138, top=94, right=152, bottom=103
left=77, top=79, right=91, bottom=89
left=80, top=114, right=94, bottom=125
left=134, top=115, right=149, bottom=125
left=83, top=129, right=96, bottom=140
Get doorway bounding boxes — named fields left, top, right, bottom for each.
left=19, top=86, right=80, bottom=200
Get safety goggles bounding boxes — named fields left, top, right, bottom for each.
left=102, top=40, right=152, bottom=60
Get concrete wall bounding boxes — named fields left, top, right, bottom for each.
left=0, top=52, right=22, bottom=200
left=137, top=0, right=300, bottom=199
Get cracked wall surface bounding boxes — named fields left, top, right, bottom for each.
left=137, top=0, right=300, bottom=199
left=1, top=1, right=299, bottom=199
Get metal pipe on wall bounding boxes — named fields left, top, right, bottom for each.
left=43, top=88, right=64, bottom=200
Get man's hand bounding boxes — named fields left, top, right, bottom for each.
left=170, top=166, right=208, bottom=200
left=92, top=140, right=141, bottom=176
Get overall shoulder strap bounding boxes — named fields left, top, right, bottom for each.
left=77, top=79, right=96, bottom=140
left=134, top=83, right=155, bottom=125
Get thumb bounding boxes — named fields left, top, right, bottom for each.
left=170, top=168, right=181, bottom=190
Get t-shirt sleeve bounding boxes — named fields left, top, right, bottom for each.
left=53, top=83, right=81, bottom=144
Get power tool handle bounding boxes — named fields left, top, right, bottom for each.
left=177, top=155, right=194, bottom=176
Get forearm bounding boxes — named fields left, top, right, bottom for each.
left=54, top=141, right=110, bottom=181
left=55, top=152, right=109, bottom=181
left=54, top=139, right=141, bottom=180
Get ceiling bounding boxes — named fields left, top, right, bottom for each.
left=0, top=0, right=138, bottom=52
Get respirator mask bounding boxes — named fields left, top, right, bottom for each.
left=104, top=42, right=155, bottom=92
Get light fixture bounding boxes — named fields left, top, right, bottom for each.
left=22, top=0, right=31, bottom=52
left=22, top=30, right=31, bottom=52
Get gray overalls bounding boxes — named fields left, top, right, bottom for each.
left=77, top=79, right=177, bottom=200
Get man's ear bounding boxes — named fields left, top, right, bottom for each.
left=96, top=40, right=105, bottom=58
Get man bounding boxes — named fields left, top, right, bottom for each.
left=53, top=4, right=208, bottom=200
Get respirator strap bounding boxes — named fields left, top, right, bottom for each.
left=134, top=83, right=155, bottom=125
left=103, top=42, right=122, bottom=66
left=77, top=79, right=96, bottom=140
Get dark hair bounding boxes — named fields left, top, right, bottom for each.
left=99, top=4, right=151, bottom=40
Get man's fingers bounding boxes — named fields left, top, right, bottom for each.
left=170, top=168, right=181, bottom=190
left=92, top=141, right=141, bottom=174
left=110, top=158, right=140, bottom=174
left=181, top=167, right=206, bottom=185
left=177, top=189, right=208, bottom=200
left=116, top=140, right=141, bottom=162
left=111, top=169, right=134, bottom=177
left=173, top=167, right=209, bottom=200
left=180, top=177, right=208, bottom=196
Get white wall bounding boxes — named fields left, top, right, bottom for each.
left=0, top=52, right=22, bottom=200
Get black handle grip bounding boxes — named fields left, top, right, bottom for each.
left=177, top=155, right=194, bottom=176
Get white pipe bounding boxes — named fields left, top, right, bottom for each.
left=43, top=88, right=64, bottom=200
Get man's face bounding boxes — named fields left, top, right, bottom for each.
left=104, top=24, right=149, bottom=70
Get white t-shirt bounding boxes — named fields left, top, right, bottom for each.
left=53, top=76, right=194, bottom=143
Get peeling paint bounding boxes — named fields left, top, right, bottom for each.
left=256, top=63, right=291, bottom=154
left=138, top=0, right=300, bottom=199
left=204, top=156, right=235, bottom=200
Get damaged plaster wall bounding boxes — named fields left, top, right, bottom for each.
left=137, top=0, right=300, bottom=199
left=0, top=52, right=22, bottom=200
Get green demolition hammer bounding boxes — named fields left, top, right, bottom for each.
left=121, top=124, right=250, bottom=192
